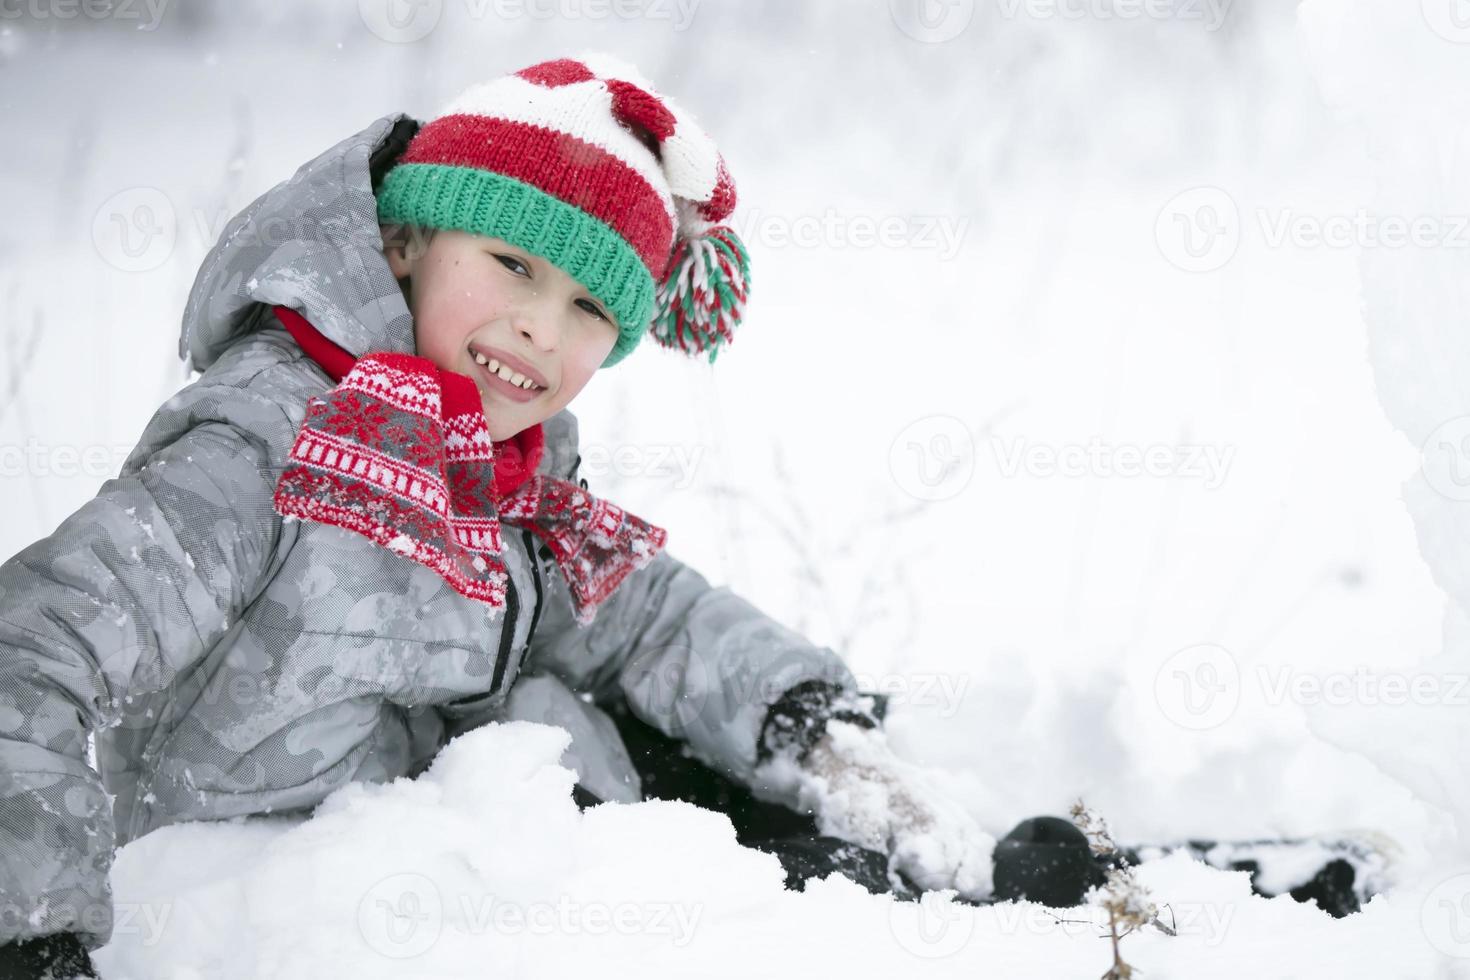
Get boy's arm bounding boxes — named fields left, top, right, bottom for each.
left=523, top=412, right=878, bottom=796
left=530, top=550, right=877, bottom=790
left=0, top=389, right=287, bottom=952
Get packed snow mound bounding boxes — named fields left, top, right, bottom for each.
left=91, top=722, right=1440, bottom=979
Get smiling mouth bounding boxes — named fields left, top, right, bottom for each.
left=467, top=345, right=548, bottom=393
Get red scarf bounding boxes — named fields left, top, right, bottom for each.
left=269, top=305, right=667, bottom=626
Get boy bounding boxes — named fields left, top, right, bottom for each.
left=0, top=53, right=995, bottom=977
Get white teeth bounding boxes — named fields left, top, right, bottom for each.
left=472, top=350, right=542, bottom=390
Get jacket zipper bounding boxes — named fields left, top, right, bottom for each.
left=490, top=563, right=519, bottom=693
left=488, top=530, right=547, bottom=693
left=487, top=455, right=570, bottom=692
left=521, top=527, right=545, bottom=650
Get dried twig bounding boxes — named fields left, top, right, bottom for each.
left=1070, top=799, right=1172, bottom=980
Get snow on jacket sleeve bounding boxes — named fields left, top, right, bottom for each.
left=523, top=411, right=877, bottom=794
left=0, top=384, right=288, bottom=951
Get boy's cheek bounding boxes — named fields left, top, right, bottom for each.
left=553, top=371, right=593, bottom=407
left=412, top=309, right=470, bottom=367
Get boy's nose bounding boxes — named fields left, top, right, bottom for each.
left=511, top=306, right=559, bottom=352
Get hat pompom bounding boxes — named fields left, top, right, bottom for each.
left=650, top=224, right=750, bottom=365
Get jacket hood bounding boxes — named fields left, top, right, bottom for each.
left=179, top=113, right=423, bottom=372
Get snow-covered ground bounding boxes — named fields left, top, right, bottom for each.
left=5, top=0, right=1470, bottom=975
left=91, top=723, right=1442, bottom=979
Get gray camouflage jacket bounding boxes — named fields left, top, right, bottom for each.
left=0, top=114, right=866, bottom=951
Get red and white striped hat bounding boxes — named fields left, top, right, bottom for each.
left=377, top=51, right=750, bottom=368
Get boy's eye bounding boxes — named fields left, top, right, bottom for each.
left=495, top=254, right=530, bottom=277
left=576, top=299, right=610, bottom=322
left=494, top=251, right=610, bottom=324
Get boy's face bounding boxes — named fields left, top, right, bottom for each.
left=383, top=226, right=622, bottom=442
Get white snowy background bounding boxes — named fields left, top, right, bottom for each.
left=3, top=0, right=1470, bottom=975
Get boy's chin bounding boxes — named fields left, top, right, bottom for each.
left=482, top=402, right=547, bottom=442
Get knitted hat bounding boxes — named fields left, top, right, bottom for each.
left=376, top=52, right=750, bottom=369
